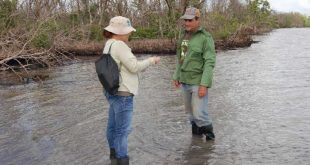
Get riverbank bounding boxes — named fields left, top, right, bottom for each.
left=61, top=37, right=252, bottom=56
left=60, top=27, right=259, bottom=56
left=0, top=26, right=271, bottom=79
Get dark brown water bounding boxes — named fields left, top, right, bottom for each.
left=1, top=28, right=310, bottom=165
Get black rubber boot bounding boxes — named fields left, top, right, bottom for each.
left=191, top=121, right=203, bottom=136
left=200, top=124, right=215, bottom=140
left=110, top=148, right=116, bottom=160
left=116, top=157, right=129, bottom=165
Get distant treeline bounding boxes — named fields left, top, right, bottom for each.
left=1, top=0, right=310, bottom=72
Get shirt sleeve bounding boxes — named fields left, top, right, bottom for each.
left=200, top=36, right=216, bottom=87
left=113, top=41, right=155, bottom=73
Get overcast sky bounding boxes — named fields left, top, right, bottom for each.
left=268, top=0, right=310, bottom=16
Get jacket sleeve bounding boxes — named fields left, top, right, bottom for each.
left=114, top=41, right=154, bottom=73
left=200, top=36, right=216, bottom=87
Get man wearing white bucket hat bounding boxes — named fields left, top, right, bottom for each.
left=102, top=16, right=160, bottom=165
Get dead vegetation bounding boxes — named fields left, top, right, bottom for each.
left=0, top=0, right=276, bottom=84
left=0, top=26, right=74, bottom=81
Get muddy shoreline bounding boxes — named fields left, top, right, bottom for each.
left=61, top=34, right=257, bottom=56
left=56, top=28, right=272, bottom=58
left=62, top=26, right=271, bottom=56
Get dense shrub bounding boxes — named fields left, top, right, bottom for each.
left=32, top=33, right=51, bottom=48
left=131, top=27, right=158, bottom=39
left=0, top=0, right=17, bottom=31
left=89, top=25, right=103, bottom=41
left=275, top=13, right=308, bottom=28
left=206, top=13, right=240, bottom=40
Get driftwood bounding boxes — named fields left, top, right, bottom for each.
left=0, top=27, right=74, bottom=81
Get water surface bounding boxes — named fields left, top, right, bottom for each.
left=1, top=28, right=310, bottom=165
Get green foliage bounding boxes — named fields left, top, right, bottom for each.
left=0, top=0, right=17, bottom=31
left=42, top=20, right=59, bottom=32
left=305, top=17, right=310, bottom=27
left=89, top=24, right=103, bottom=41
left=247, top=0, right=272, bottom=26
left=31, top=20, right=60, bottom=48
left=186, top=0, right=203, bottom=8
left=274, top=13, right=307, bottom=28
left=248, top=0, right=271, bottom=15
left=213, top=30, right=230, bottom=40
left=163, top=29, right=177, bottom=39
left=132, top=27, right=158, bottom=39
left=2, top=0, right=310, bottom=50
left=32, top=33, right=51, bottom=48
left=206, top=13, right=240, bottom=40
left=70, top=13, right=79, bottom=26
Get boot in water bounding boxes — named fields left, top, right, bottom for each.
left=200, top=124, right=215, bottom=140
left=191, top=121, right=203, bottom=137
left=110, top=148, right=116, bottom=160
left=116, top=157, right=129, bottom=165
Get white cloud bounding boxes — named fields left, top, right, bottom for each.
left=268, top=0, right=310, bottom=16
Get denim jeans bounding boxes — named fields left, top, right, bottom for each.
left=104, top=92, right=133, bottom=159
left=182, top=84, right=212, bottom=127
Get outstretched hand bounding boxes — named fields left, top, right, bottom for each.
left=152, top=56, right=161, bottom=64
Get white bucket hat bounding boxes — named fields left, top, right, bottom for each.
left=104, top=16, right=136, bottom=35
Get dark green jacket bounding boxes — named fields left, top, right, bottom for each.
left=173, top=27, right=216, bottom=88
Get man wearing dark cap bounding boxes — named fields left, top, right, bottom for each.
left=173, top=7, right=216, bottom=140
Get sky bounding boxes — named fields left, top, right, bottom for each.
left=268, top=0, right=310, bottom=16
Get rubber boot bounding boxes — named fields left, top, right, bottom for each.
left=116, top=157, right=129, bottom=165
left=200, top=124, right=215, bottom=140
left=191, top=121, right=203, bottom=137
left=110, top=148, right=116, bottom=159
left=110, top=148, right=117, bottom=164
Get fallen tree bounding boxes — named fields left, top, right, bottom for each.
left=0, top=26, right=74, bottom=81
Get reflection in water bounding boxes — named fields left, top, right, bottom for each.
left=1, top=28, right=310, bottom=165
left=182, top=137, right=215, bottom=165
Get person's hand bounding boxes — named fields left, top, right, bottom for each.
left=173, top=80, right=181, bottom=88
left=152, top=56, right=161, bottom=64
left=198, top=86, right=208, bottom=98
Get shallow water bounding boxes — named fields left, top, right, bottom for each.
left=1, top=28, right=310, bottom=165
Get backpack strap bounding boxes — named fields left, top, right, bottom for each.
left=108, top=41, right=115, bottom=54
left=107, top=41, right=122, bottom=71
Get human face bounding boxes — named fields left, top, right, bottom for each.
left=183, top=18, right=200, bottom=32
left=113, top=32, right=132, bottom=42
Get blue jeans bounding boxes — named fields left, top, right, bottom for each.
left=182, top=84, right=212, bottom=127
left=105, top=92, right=133, bottom=159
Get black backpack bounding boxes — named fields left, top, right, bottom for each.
left=95, top=42, right=119, bottom=95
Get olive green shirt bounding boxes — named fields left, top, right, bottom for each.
left=173, top=27, right=216, bottom=88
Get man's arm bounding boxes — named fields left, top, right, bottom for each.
left=200, top=36, right=216, bottom=88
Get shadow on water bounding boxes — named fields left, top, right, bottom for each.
left=1, top=28, right=310, bottom=165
